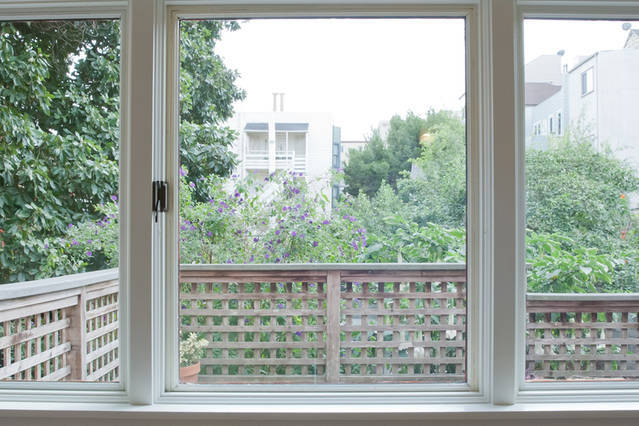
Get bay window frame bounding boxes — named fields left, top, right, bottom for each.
left=0, top=0, right=637, bottom=418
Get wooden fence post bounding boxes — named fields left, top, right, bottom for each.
left=68, top=288, right=87, bottom=381
left=326, top=271, right=341, bottom=383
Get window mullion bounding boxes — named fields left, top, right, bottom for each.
left=489, top=0, right=520, bottom=405
left=127, top=0, right=157, bottom=405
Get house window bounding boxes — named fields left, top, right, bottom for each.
left=174, top=16, right=469, bottom=388
left=0, top=18, right=121, bottom=384
left=524, top=19, right=639, bottom=384
left=581, top=67, right=594, bottom=96
left=557, top=112, right=562, bottom=135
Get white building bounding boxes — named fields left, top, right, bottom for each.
left=228, top=105, right=342, bottom=204
left=525, top=34, right=639, bottom=171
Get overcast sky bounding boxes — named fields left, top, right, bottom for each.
left=211, top=18, right=635, bottom=140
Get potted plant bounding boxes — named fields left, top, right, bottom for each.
left=179, top=332, right=209, bottom=384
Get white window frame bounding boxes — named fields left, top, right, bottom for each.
left=162, top=2, right=488, bottom=404
left=0, top=0, right=637, bottom=421
left=517, top=1, right=639, bottom=402
left=0, top=1, right=130, bottom=403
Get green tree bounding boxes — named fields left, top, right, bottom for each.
left=526, top=133, right=639, bottom=252
left=179, top=20, right=246, bottom=202
left=0, top=21, right=120, bottom=283
left=0, top=20, right=246, bottom=283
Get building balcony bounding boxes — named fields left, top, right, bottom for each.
left=243, top=150, right=306, bottom=174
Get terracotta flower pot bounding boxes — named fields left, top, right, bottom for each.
left=179, top=362, right=201, bottom=384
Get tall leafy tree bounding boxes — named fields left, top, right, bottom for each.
left=0, top=20, right=245, bottom=282
left=343, top=110, right=456, bottom=197
left=179, top=20, right=246, bottom=202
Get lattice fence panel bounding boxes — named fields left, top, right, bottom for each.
left=339, top=279, right=466, bottom=383
left=84, top=282, right=119, bottom=382
left=0, top=295, right=75, bottom=381
left=180, top=276, right=327, bottom=384
left=527, top=299, right=639, bottom=380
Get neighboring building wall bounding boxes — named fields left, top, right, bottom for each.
left=525, top=54, right=562, bottom=84
left=527, top=90, right=563, bottom=150
left=230, top=111, right=337, bottom=202
left=591, top=49, right=639, bottom=170
left=566, top=55, right=599, bottom=144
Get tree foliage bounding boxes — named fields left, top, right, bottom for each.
left=0, top=20, right=245, bottom=283
left=179, top=20, right=246, bottom=202
left=526, top=133, right=639, bottom=252
left=0, top=21, right=120, bottom=283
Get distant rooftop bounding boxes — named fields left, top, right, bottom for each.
left=525, top=82, right=562, bottom=106
left=625, top=29, right=639, bottom=49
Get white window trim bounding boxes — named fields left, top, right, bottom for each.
left=161, top=1, right=488, bottom=404
left=0, top=0, right=637, bottom=419
left=516, top=0, right=639, bottom=401
left=0, top=0, right=130, bottom=403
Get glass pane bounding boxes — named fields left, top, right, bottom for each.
left=0, top=20, right=121, bottom=382
left=524, top=19, right=639, bottom=382
left=177, top=18, right=467, bottom=385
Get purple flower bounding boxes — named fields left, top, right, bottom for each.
left=275, top=229, right=280, bottom=235
left=189, top=182, right=195, bottom=188
left=249, top=255, right=254, bottom=263
left=322, top=220, right=330, bottom=225
left=277, top=303, right=284, bottom=309
left=351, top=241, right=358, bottom=250
left=283, top=252, right=290, bottom=258
left=86, top=250, right=93, bottom=257
left=199, top=176, right=205, bottom=181
left=71, top=239, right=79, bottom=246
left=253, top=237, right=259, bottom=242
left=234, top=192, right=240, bottom=198
left=87, top=240, right=93, bottom=244
left=296, top=204, right=301, bottom=209
left=291, top=231, right=297, bottom=237
left=208, top=198, right=215, bottom=204
left=190, top=225, right=196, bottom=231
left=180, top=225, right=187, bottom=231
left=43, top=243, right=49, bottom=249
left=111, top=195, right=118, bottom=202
left=68, top=223, right=73, bottom=228
left=294, top=188, right=300, bottom=194
left=282, top=206, right=287, bottom=212
left=218, top=207, right=223, bottom=213
left=275, top=258, right=281, bottom=263
left=265, top=254, right=270, bottom=259
left=226, top=259, right=233, bottom=264
left=179, top=167, right=186, bottom=177
left=207, top=231, right=212, bottom=237
left=295, top=331, right=302, bottom=337
left=312, top=241, right=318, bottom=247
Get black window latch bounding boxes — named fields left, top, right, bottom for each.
left=152, top=180, right=168, bottom=223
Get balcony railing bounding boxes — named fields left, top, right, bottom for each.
left=1, top=265, right=638, bottom=383
left=243, top=150, right=306, bottom=174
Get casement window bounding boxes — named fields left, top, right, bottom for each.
left=0, top=1, right=639, bottom=423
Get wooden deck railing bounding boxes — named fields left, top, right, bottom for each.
left=527, top=293, right=639, bottom=381
left=179, top=264, right=467, bottom=384
left=2, top=265, right=638, bottom=384
left=0, top=269, right=119, bottom=382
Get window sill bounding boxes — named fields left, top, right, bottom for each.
left=1, top=401, right=638, bottom=422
